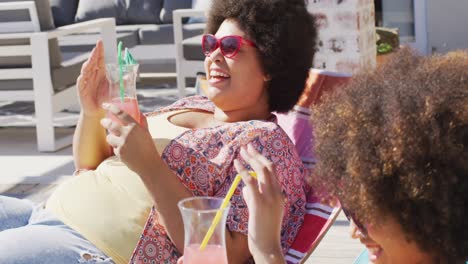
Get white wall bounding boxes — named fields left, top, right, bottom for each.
left=308, top=0, right=376, bottom=74
left=427, top=0, right=468, bottom=53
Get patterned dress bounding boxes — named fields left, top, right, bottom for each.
left=130, top=96, right=307, bottom=263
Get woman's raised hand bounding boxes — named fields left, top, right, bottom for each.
left=234, top=144, right=285, bottom=264
left=77, top=40, right=109, bottom=116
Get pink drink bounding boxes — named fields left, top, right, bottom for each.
left=184, top=244, right=228, bottom=264
left=109, top=97, right=141, bottom=124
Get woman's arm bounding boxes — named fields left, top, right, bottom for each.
left=101, top=104, right=252, bottom=263
left=73, top=41, right=112, bottom=169
left=73, top=111, right=111, bottom=170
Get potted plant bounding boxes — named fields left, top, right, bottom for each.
left=376, top=27, right=399, bottom=66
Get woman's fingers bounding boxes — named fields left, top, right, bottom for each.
left=240, top=147, right=264, bottom=193
left=81, top=47, right=98, bottom=75
left=102, top=103, right=136, bottom=126
left=240, top=145, right=275, bottom=194
left=94, top=41, right=106, bottom=80
left=100, top=118, right=122, bottom=137
left=106, top=133, right=123, bottom=149
left=234, top=159, right=259, bottom=202
left=246, top=144, right=278, bottom=188
left=234, top=159, right=258, bottom=190
left=80, top=41, right=105, bottom=84
left=96, top=40, right=105, bottom=66
left=76, top=75, right=86, bottom=90
left=140, top=113, right=149, bottom=130
left=246, top=144, right=273, bottom=169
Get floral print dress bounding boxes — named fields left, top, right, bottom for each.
left=129, top=96, right=307, bottom=263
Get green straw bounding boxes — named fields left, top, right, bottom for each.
left=117, top=41, right=124, bottom=102
left=124, top=48, right=137, bottom=65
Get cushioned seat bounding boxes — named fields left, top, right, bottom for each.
left=0, top=51, right=90, bottom=92
left=59, top=29, right=139, bottom=53
left=182, top=34, right=204, bottom=61
left=138, top=23, right=205, bottom=45
left=128, top=45, right=176, bottom=73
left=138, top=24, right=174, bottom=45
left=0, top=37, right=61, bottom=68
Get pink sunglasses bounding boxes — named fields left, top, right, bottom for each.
left=202, top=34, right=257, bottom=59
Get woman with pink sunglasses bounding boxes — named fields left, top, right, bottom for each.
left=230, top=49, right=468, bottom=264
left=0, top=0, right=318, bottom=263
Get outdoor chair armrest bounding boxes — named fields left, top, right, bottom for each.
left=173, top=9, right=207, bottom=98
left=0, top=32, right=31, bottom=40
left=173, top=9, right=206, bottom=20
left=44, top=18, right=118, bottom=63
left=0, top=18, right=117, bottom=64
left=45, top=18, right=116, bottom=39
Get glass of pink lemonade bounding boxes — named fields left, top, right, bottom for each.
left=105, top=63, right=141, bottom=124
left=178, top=197, right=230, bottom=264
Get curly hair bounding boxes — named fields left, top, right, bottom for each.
left=206, top=0, right=317, bottom=113
left=312, top=48, right=468, bottom=262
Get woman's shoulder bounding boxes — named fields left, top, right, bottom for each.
left=146, top=96, right=215, bottom=116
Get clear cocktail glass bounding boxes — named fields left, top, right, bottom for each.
left=105, top=63, right=141, bottom=124
left=178, top=197, right=229, bottom=264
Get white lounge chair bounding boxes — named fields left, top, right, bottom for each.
left=173, top=9, right=206, bottom=98
left=0, top=0, right=117, bottom=152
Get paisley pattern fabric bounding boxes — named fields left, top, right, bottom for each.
left=130, top=96, right=307, bottom=263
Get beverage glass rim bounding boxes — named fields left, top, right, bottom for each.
left=105, top=63, right=139, bottom=68
left=178, top=196, right=229, bottom=214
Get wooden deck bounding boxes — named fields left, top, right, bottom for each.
left=0, top=127, right=364, bottom=263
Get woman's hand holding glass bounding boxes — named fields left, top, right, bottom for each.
left=100, top=103, right=156, bottom=174
left=76, top=40, right=109, bottom=117
left=234, top=144, right=285, bottom=264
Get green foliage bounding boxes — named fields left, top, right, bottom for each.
left=377, top=43, right=393, bottom=55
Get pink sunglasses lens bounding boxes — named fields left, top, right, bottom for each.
left=202, top=35, right=242, bottom=57
left=220, top=37, right=241, bottom=57
left=202, top=35, right=218, bottom=56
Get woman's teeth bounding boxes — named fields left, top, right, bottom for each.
left=210, top=71, right=230, bottom=78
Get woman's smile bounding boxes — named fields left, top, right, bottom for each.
left=208, top=68, right=231, bottom=85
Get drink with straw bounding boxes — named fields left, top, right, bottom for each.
left=178, top=172, right=257, bottom=263
left=106, top=63, right=141, bottom=124
left=105, top=42, right=141, bottom=124
left=178, top=197, right=229, bottom=264
left=109, top=96, right=140, bottom=124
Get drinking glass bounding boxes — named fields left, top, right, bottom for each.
left=105, top=63, right=141, bottom=124
left=178, top=197, right=229, bottom=264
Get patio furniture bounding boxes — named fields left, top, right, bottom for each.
left=285, top=200, right=341, bottom=264
left=173, top=9, right=206, bottom=97
left=0, top=0, right=117, bottom=152
left=275, top=69, right=352, bottom=263
left=47, top=0, right=206, bottom=87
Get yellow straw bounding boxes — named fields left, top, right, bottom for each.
left=199, top=171, right=257, bottom=250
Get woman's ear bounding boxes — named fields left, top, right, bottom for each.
left=263, top=74, right=272, bottom=82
